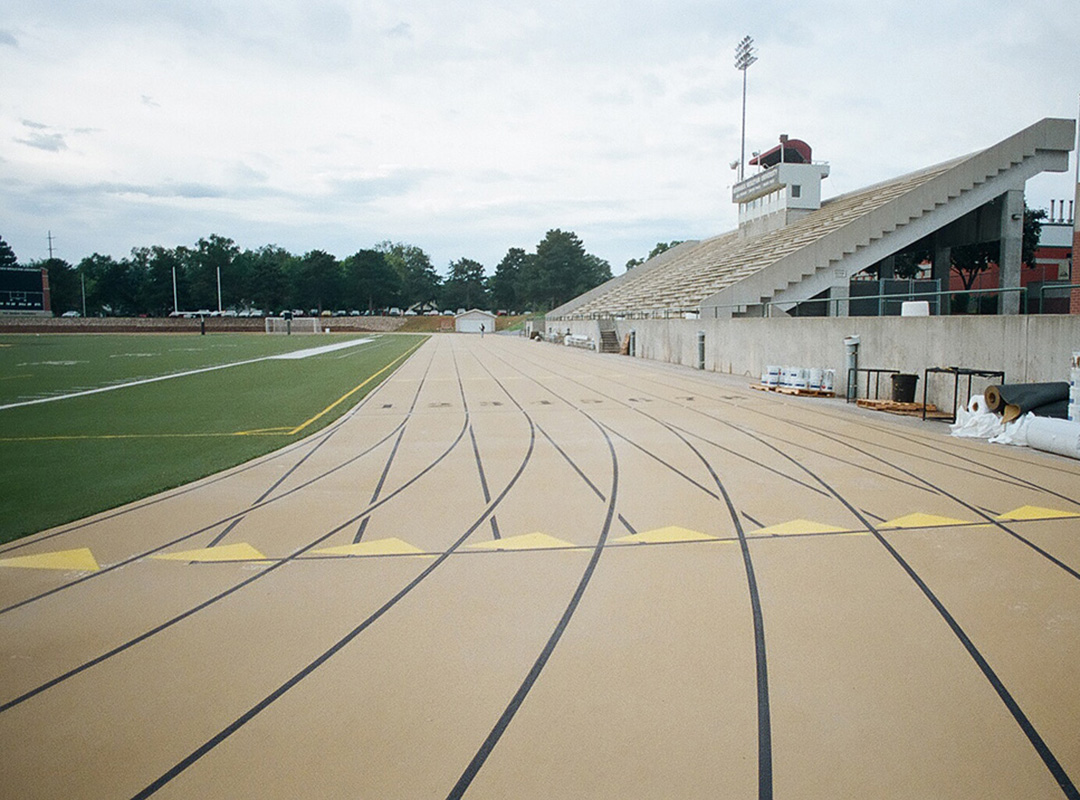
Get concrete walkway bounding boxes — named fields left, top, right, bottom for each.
left=2, top=334, right=1079, bottom=799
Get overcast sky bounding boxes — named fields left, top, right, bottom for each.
left=2, top=1, right=1078, bottom=276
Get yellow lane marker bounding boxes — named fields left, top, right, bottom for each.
left=614, top=525, right=717, bottom=544
left=750, top=519, right=852, bottom=537
left=287, top=338, right=428, bottom=436
left=996, top=505, right=1080, bottom=522
left=469, top=532, right=575, bottom=551
left=314, top=538, right=428, bottom=557
left=152, top=543, right=268, bottom=562
left=0, top=547, right=99, bottom=571
left=880, top=512, right=971, bottom=530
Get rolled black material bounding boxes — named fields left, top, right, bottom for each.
left=984, top=382, right=1069, bottom=421
left=1030, top=399, right=1069, bottom=419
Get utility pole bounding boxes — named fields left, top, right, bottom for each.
left=735, top=35, right=758, bottom=183
left=47, top=230, right=54, bottom=260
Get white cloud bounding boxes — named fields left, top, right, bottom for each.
left=1, top=0, right=1078, bottom=272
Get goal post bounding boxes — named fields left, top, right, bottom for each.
left=265, top=316, right=320, bottom=334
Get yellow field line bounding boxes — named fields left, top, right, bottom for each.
left=286, top=338, right=427, bottom=436
left=0, top=338, right=427, bottom=444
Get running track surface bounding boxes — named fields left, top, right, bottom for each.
left=2, top=335, right=1079, bottom=799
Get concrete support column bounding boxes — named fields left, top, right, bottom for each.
left=830, top=284, right=850, bottom=317
left=1072, top=181, right=1080, bottom=314
left=879, top=255, right=896, bottom=279
left=933, top=242, right=951, bottom=315
left=998, top=188, right=1024, bottom=315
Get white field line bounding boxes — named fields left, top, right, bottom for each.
left=0, top=338, right=373, bottom=411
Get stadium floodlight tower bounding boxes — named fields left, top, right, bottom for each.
left=735, top=35, right=757, bottom=182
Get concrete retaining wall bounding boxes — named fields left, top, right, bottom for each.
left=557, top=315, right=1080, bottom=409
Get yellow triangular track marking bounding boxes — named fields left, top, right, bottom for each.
left=614, top=526, right=717, bottom=544
left=880, top=512, right=971, bottom=530
left=995, top=505, right=1080, bottom=522
left=152, top=543, right=267, bottom=562
left=751, top=519, right=852, bottom=536
left=469, top=532, right=575, bottom=551
left=0, top=547, right=99, bottom=571
left=314, top=538, right=427, bottom=557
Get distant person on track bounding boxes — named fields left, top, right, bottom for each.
left=480, top=323, right=485, bottom=338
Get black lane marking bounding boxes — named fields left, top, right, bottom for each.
left=650, top=369, right=1080, bottom=799
left=656, top=422, right=773, bottom=800
left=598, top=364, right=1079, bottom=581
left=731, top=422, right=1080, bottom=800
left=742, top=512, right=764, bottom=530
left=0, top=336, right=418, bottom=556
left=632, top=365, right=1080, bottom=505
left=598, top=421, right=721, bottom=500
left=131, top=418, right=537, bottom=799
left=784, top=415, right=1045, bottom=496
left=536, top=423, right=606, bottom=501
left=0, top=342, right=433, bottom=614
left=0, top=416, right=471, bottom=715
left=446, top=401, right=619, bottom=799
left=208, top=419, right=344, bottom=548
left=469, top=425, right=492, bottom=504
left=544, top=342, right=1080, bottom=798
left=474, top=343, right=770, bottom=794
left=468, top=425, right=499, bottom=540
left=353, top=424, right=408, bottom=543
left=774, top=423, right=1080, bottom=584
left=618, top=514, right=637, bottom=534
left=0, top=346, right=448, bottom=709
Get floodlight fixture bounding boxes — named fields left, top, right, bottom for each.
left=734, top=35, right=757, bottom=182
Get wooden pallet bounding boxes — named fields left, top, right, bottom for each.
left=856, top=398, right=952, bottom=419
left=751, top=383, right=836, bottom=398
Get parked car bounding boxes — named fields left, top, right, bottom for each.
left=61, top=310, right=80, bottom=318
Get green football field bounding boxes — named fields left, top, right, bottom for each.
left=0, top=332, right=427, bottom=543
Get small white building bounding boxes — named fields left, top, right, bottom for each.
left=454, top=309, right=496, bottom=334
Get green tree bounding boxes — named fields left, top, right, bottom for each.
left=441, top=257, right=488, bottom=311
left=950, top=241, right=999, bottom=291
left=236, top=245, right=296, bottom=313
left=343, top=249, right=401, bottom=311
left=0, top=235, right=17, bottom=268
left=78, top=253, right=134, bottom=315
left=29, top=258, right=79, bottom=313
left=294, top=250, right=342, bottom=313
left=521, top=229, right=612, bottom=310
left=491, top=248, right=531, bottom=311
left=1023, top=205, right=1046, bottom=268
left=627, top=240, right=684, bottom=270
left=376, top=241, right=440, bottom=308
left=186, top=235, right=239, bottom=310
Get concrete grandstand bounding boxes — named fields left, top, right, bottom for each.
left=549, top=117, right=1075, bottom=321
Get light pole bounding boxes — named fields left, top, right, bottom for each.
left=735, top=35, right=757, bottom=183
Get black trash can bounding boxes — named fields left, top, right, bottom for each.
left=891, top=373, right=918, bottom=403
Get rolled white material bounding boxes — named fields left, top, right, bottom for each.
left=1072, top=352, right=1080, bottom=369
left=823, top=369, right=836, bottom=392
left=968, top=394, right=989, bottom=415
left=1026, top=417, right=1080, bottom=460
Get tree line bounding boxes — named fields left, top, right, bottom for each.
left=0, top=229, right=612, bottom=317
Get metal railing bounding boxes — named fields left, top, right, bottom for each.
left=545, top=284, right=1068, bottom=321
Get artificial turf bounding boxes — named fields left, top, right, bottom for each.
left=0, top=332, right=427, bottom=543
